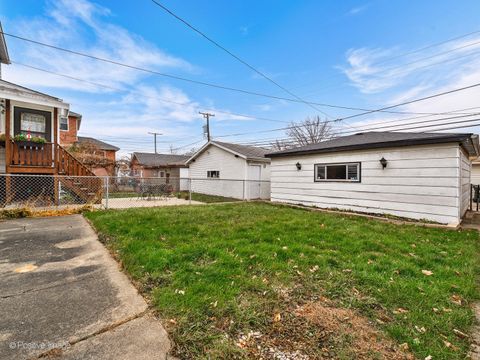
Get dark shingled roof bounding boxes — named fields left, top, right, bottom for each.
left=212, top=141, right=270, bottom=160
left=132, top=152, right=189, bottom=167
left=266, top=131, right=479, bottom=157
left=77, top=136, right=119, bottom=151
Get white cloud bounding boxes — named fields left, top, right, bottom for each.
left=341, top=35, right=480, bottom=95
left=347, top=4, right=369, bottom=16
left=3, top=0, right=192, bottom=92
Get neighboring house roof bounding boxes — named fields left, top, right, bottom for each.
left=0, top=79, right=68, bottom=109
left=77, top=136, right=119, bottom=151
left=266, top=131, right=480, bottom=158
left=69, top=111, right=82, bottom=118
left=132, top=152, right=189, bottom=167
left=186, top=141, right=270, bottom=164
left=0, top=22, right=11, bottom=64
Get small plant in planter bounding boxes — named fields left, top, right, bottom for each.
left=0, top=133, right=5, bottom=145
left=13, top=134, right=47, bottom=149
left=13, top=134, right=46, bottom=144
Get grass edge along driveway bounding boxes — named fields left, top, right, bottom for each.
left=85, top=202, right=479, bottom=359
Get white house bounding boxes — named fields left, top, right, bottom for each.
left=471, top=158, right=480, bottom=185
left=186, top=141, right=270, bottom=199
left=266, top=132, right=479, bottom=226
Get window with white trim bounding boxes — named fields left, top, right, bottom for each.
left=60, top=117, right=68, bottom=131
left=207, top=170, right=220, bottom=178
left=314, top=163, right=360, bottom=182
left=21, top=112, right=47, bottom=138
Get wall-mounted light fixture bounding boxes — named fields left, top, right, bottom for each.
left=379, top=157, right=388, bottom=169
left=296, top=162, right=302, bottom=170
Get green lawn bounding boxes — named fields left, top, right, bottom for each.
left=108, top=191, right=139, bottom=198
left=85, top=203, right=479, bottom=359
left=175, top=191, right=240, bottom=203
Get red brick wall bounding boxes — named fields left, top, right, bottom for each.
left=59, top=116, right=78, bottom=146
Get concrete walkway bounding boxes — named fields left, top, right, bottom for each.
left=0, top=215, right=171, bottom=360
left=102, top=196, right=202, bottom=209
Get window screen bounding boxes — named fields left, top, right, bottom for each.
left=207, top=170, right=220, bottom=178
left=21, top=112, right=46, bottom=138
left=315, top=163, right=360, bottom=182
left=60, top=117, right=68, bottom=131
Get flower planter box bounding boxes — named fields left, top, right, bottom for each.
left=15, top=141, right=46, bottom=150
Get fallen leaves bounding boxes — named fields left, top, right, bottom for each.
left=421, top=270, right=433, bottom=276
left=450, top=294, right=463, bottom=306
left=453, top=328, right=468, bottom=339
left=273, top=313, right=282, bottom=322
left=393, top=307, right=409, bottom=314
left=414, top=325, right=426, bottom=334
left=174, top=289, right=185, bottom=295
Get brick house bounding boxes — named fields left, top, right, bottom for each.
left=74, top=136, right=119, bottom=176
left=59, top=111, right=82, bottom=145
left=57, top=110, right=119, bottom=176
left=130, top=153, right=189, bottom=179
left=130, top=153, right=189, bottom=192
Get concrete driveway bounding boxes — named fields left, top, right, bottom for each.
left=0, top=215, right=171, bottom=360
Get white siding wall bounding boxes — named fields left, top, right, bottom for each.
left=270, top=143, right=463, bottom=225
left=471, top=163, right=480, bottom=185
left=179, top=167, right=189, bottom=191
left=459, top=149, right=471, bottom=217
left=189, top=145, right=247, bottom=199
left=246, top=161, right=271, bottom=199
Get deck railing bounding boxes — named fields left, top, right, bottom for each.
left=8, top=141, right=54, bottom=167
left=6, top=141, right=96, bottom=177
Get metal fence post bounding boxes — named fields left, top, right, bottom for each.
left=188, top=178, right=192, bottom=205
left=105, top=176, right=109, bottom=209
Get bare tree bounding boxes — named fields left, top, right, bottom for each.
left=169, top=144, right=179, bottom=154
left=271, top=116, right=333, bottom=150
left=183, top=147, right=197, bottom=156
left=286, top=116, right=333, bottom=147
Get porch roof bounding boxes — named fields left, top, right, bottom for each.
left=0, top=79, right=69, bottom=109
left=0, top=22, right=10, bottom=65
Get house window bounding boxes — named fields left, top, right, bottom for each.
left=207, top=170, right=220, bottom=178
left=60, top=117, right=68, bottom=131
left=21, top=112, right=46, bottom=138
left=314, top=163, right=360, bottom=182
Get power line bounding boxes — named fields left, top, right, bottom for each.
left=238, top=111, right=480, bottom=143
left=277, top=28, right=480, bottom=94
left=148, top=0, right=334, bottom=119
left=117, top=75, right=480, bottom=142
left=8, top=33, right=477, bottom=119
left=240, top=118, right=480, bottom=146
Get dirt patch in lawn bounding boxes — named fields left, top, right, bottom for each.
left=295, top=299, right=413, bottom=359
left=237, top=296, right=413, bottom=359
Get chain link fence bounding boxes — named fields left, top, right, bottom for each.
left=0, top=174, right=270, bottom=210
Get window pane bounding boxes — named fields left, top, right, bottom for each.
left=317, top=165, right=326, bottom=179
left=347, top=164, right=359, bottom=180
left=21, top=113, right=46, bottom=133
left=327, top=165, right=347, bottom=180
left=60, top=117, right=68, bottom=130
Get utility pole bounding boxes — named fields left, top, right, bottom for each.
left=148, top=132, right=162, bottom=153
left=199, top=112, right=214, bottom=141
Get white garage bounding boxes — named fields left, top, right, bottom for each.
left=186, top=141, right=271, bottom=200
left=267, top=132, right=479, bottom=226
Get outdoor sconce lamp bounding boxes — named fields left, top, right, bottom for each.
left=296, top=162, right=302, bottom=170
left=379, top=157, right=388, bottom=169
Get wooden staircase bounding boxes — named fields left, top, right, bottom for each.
left=6, top=141, right=103, bottom=204
left=56, top=145, right=103, bottom=204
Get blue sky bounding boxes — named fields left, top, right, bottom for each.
left=2, top=0, right=480, bottom=155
